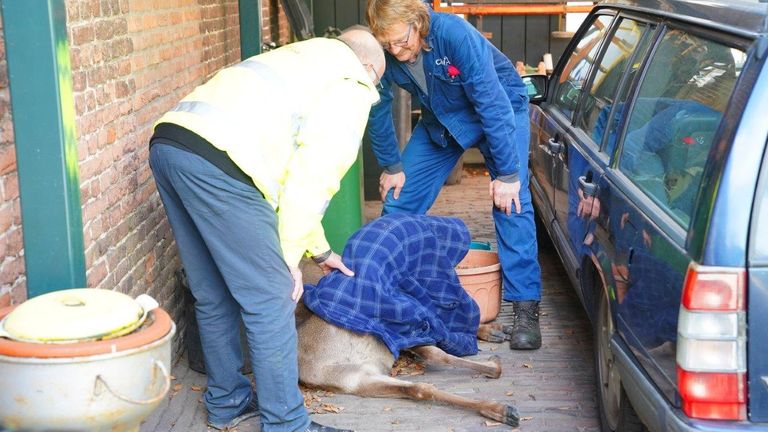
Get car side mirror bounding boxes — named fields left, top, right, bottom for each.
left=522, top=74, right=548, bottom=104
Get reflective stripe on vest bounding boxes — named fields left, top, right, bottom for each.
left=168, top=99, right=282, bottom=206
left=235, top=59, right=302, bottom=142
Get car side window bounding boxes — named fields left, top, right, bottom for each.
left=617, top=29, right=745, bottom=228
left=601, top=26, right=655, bottom=158
left=577, top=18, right=649, bottom=147
left=552, top=15, right=615, bottom=120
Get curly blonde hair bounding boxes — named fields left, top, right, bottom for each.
left=366, top=0, right=432, bottom=51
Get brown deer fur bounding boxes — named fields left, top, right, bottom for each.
left=295, top=303, right=520, bottom=427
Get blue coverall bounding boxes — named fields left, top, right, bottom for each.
left=367, top=10, right=542, bottom=301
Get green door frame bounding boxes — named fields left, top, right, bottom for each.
left=1, top=0, right=86, bottom=297
left=239, top=0, right=262, bottom=59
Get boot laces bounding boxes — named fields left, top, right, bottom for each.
left=514, top=303, right=539, bottom=331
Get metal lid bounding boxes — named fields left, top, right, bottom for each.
left=0, top=289, right=156, bottom=343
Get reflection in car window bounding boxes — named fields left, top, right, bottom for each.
left=553, top=15, right=614, bottom=120
left=578, top=18, right=647, bottom=147
left=601, top=26, right=655, bottom=158
left=618, top=29, right=745, bottom=229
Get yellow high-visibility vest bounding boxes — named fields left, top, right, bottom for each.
left=157, top=38, right=380, bottom=266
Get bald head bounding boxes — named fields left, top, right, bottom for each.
left=339, top=27, right=386, bottom=83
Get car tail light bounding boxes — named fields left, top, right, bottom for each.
left=677, top=263, right=747, bottom=421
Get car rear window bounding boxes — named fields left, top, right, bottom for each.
left=617, top=29, right=746, bottom=229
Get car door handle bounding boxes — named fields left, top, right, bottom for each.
left=579, top=175, right=598, bottom=197
left=547, top=137, right=564, bottom=154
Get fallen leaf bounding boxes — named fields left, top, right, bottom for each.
left=484, top=420, right=502, bottom=426
left=168, top=383, right=182, bottom=400
left=322, top=403, right=343, bottom=413
left=191, top=385, right=203, bottom=392
left=390, top=352, right=426, bottom=377
left=528, top=394, right=536, bottom=400
left=522, top=363, right=533, bottom=369
left=505, top=391, right=514, bottom=396
left=383, top=407, right=392, bottom=412
left=521, top=416, right=534, bottom=421
left=300, top=385, right=344, bottom=414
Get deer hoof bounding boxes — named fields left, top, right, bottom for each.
left=484, top=355, right=502, bottom=379
left=485, top=328, right=508, bottom=343
left=502, top=324, right=514, bottom=335
left=503, top=405, right=520, bottom=427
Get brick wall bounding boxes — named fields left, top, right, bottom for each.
left=70, top=0, right=245, bottom=352
left=0, top=0, right=290, bottom=351
left=0, top=11, right=24, bottom=308
left=263, top=0, right=291, bottom=46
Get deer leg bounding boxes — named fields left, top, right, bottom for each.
left=408, top=346, right=501, bottom=379
left=352, top=373, right=520, bottom=427
left=477, top=323, right=512, bottom=343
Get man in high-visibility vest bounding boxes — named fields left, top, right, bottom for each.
left=149, top=28, right=384, bottom=432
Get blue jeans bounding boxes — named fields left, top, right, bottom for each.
left=383, top=109, right=542, bottom=301
left=149, top=143, right=309, bottom=432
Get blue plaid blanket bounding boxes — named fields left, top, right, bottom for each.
left=302, top=213, right=480, bottom=358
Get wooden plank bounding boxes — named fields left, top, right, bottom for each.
left=434, top=3, right=595, bottom=15
left=549, top=14, right=571, bottom=65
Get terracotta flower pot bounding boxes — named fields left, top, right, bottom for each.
left=456, top=250, right=502, bottom=323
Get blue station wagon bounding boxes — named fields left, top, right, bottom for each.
left=525, top=0, right=768, bottom=430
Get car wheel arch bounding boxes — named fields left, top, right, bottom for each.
left=582, top=256, right=646, bottom=432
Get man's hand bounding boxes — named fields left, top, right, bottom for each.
left=379, top=171, right=406, bottom=202
left=318, top=251, right=355, bottom=277
left=489, top=179, right=522, bottom=215
left=288, top=266, right=304, bottom=303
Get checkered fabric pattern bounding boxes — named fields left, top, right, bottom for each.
left=303, top=213, right=480, bottom=358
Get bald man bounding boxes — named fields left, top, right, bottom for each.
left=149, top=29, right=384, bottom=432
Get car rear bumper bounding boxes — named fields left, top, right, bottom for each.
left=611, top=337, right=768, bottom=431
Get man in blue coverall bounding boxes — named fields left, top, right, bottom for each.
left=365, top=0, right=543, bottom=349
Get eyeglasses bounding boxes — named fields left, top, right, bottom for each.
left=366, top=64, right=384, bottom=91
left=381, top=24, right=413, bottom=51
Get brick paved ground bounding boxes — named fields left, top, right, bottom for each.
left=141, top=169, right=600, bottom=432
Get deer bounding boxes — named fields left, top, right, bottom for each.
left=295, top=304, right=519, bottom=427
left=295, top=213, right=521, bottom=428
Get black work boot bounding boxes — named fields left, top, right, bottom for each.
left=306, top=421, right=355, bottom=432
left=508, top=301, right=542, bottom=350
